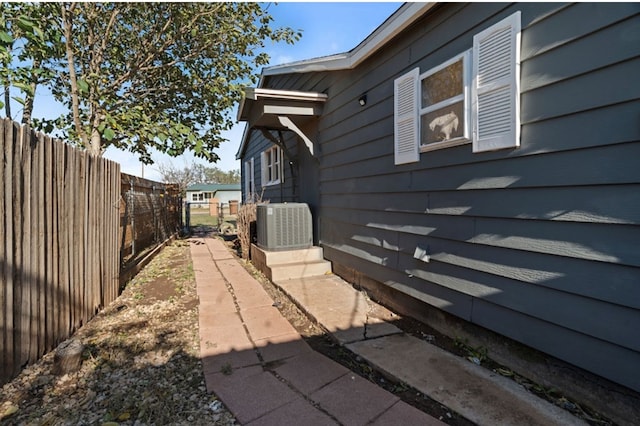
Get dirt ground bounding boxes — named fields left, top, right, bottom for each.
left=1, top=229, right=613, bottom=425
left=0, top=238, right=236, bottom=425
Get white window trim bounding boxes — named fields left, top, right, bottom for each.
left=419, top=50, right=472, bottom=153
left=244, top=157, right=255, bottom=201
left=261, top=145, right=283, bottom=187
left=393, top=11, right=521, bottom=163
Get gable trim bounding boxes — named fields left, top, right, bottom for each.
left=261, top=2, right=436, bottom=77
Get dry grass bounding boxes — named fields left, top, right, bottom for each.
left=0, top=240, right=236, bottom=425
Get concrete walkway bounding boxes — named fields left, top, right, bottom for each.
left=190, top=235, right=443, bottom=425
left=272, top=275, right=586, bottom=426
left=191, top=234, right=586, bottom=425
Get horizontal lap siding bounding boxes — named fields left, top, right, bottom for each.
left=315, top=2, right=640, bottom=392
left=242, top=127, right=297, bottom=203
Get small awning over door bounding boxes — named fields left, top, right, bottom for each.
left=236, top=88, right=328, bottom=158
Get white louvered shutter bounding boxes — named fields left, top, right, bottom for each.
left=394, top=68, right=420, bottom=165
left=472, top=11, right=521, bottom=152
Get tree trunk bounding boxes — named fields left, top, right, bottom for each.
left=88, top=127, right=102, bottom=157
left=21, top=59, right=40, bottom=125
left=61, top=3, right=89, bottom=147
left=3, top=81, right=10, bottom=118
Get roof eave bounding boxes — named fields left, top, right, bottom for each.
left=236, top=2, right=437, bottom=160
left=262, top=2, right=436, bottom=77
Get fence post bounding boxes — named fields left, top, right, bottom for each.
left=152, top=184, right=158, bottom=243
left=185, top=201, right=190, bottom=233
left=129, top=177, right=135, bottom=257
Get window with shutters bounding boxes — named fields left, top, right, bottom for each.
left=420, top=51, right=471, bottom=151
left=261, top=145, right=282, bottom=186
left=393, top=11, right=521, bottom=164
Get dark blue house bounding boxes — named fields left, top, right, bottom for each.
left=236, top=2, right=640, bottom=404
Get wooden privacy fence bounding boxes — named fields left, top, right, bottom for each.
left=0, top=119, right=121, bottom=385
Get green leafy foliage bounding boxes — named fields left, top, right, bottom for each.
left=0, top=2, right=301, bottom=163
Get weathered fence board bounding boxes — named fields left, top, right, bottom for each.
left=1, top=118, right=181, bottom=386
left=0, top=119, right=121, bottom=385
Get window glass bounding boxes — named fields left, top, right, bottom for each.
left=421, top=101, right=465, bottom=145
left=419, top=51, right=469, bottom=149
left=421, top=59, right=463, bottom=108
left=263, top=146, right=281, bottom=185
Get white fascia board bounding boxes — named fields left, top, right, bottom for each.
left=236, top=88, right=327, bottom=122
left=262, top=2, right=436, bottom=77
left=235, top=122, right=250, bottom=160
left=235, top=89, right=326, bottom=159
left=246, top=87, right=328, bottom=102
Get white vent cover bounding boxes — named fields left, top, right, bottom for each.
left=256, top=203, right=312, bottom=251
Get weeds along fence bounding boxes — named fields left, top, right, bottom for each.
left=0, top=119, right=182, bottom=385
left=0, top=119, right=120, bottom=385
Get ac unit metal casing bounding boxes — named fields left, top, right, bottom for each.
left=256, top=203, right=312, bottom=251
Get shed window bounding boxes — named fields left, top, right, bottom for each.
left=261, top=145, right=283, bottom=186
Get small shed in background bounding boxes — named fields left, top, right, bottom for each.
left=185, top=183, right=241, bottom=209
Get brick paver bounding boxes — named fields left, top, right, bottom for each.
left=245, top=398, right=338, bottom=426
left=191, top=236, right=444, bottom=425
left=209, top=370, right=301, bottom=424
left=310, top=373, right=400, bottom=426
left=272, top=351, right=350, bottom=394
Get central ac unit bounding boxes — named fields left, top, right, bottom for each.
left=256, top=203, right=312, bottom=251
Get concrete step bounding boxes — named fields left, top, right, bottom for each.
left=270, top=260, right=333, bottom=282
left=253, top=245, right=325, bottom=266
left=251, top=244, right=333, bottom=281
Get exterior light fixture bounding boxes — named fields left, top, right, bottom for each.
left=358, top=94, right=367, bottom=106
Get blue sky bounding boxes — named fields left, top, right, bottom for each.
left=101, top=2, right=403, bottom=181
